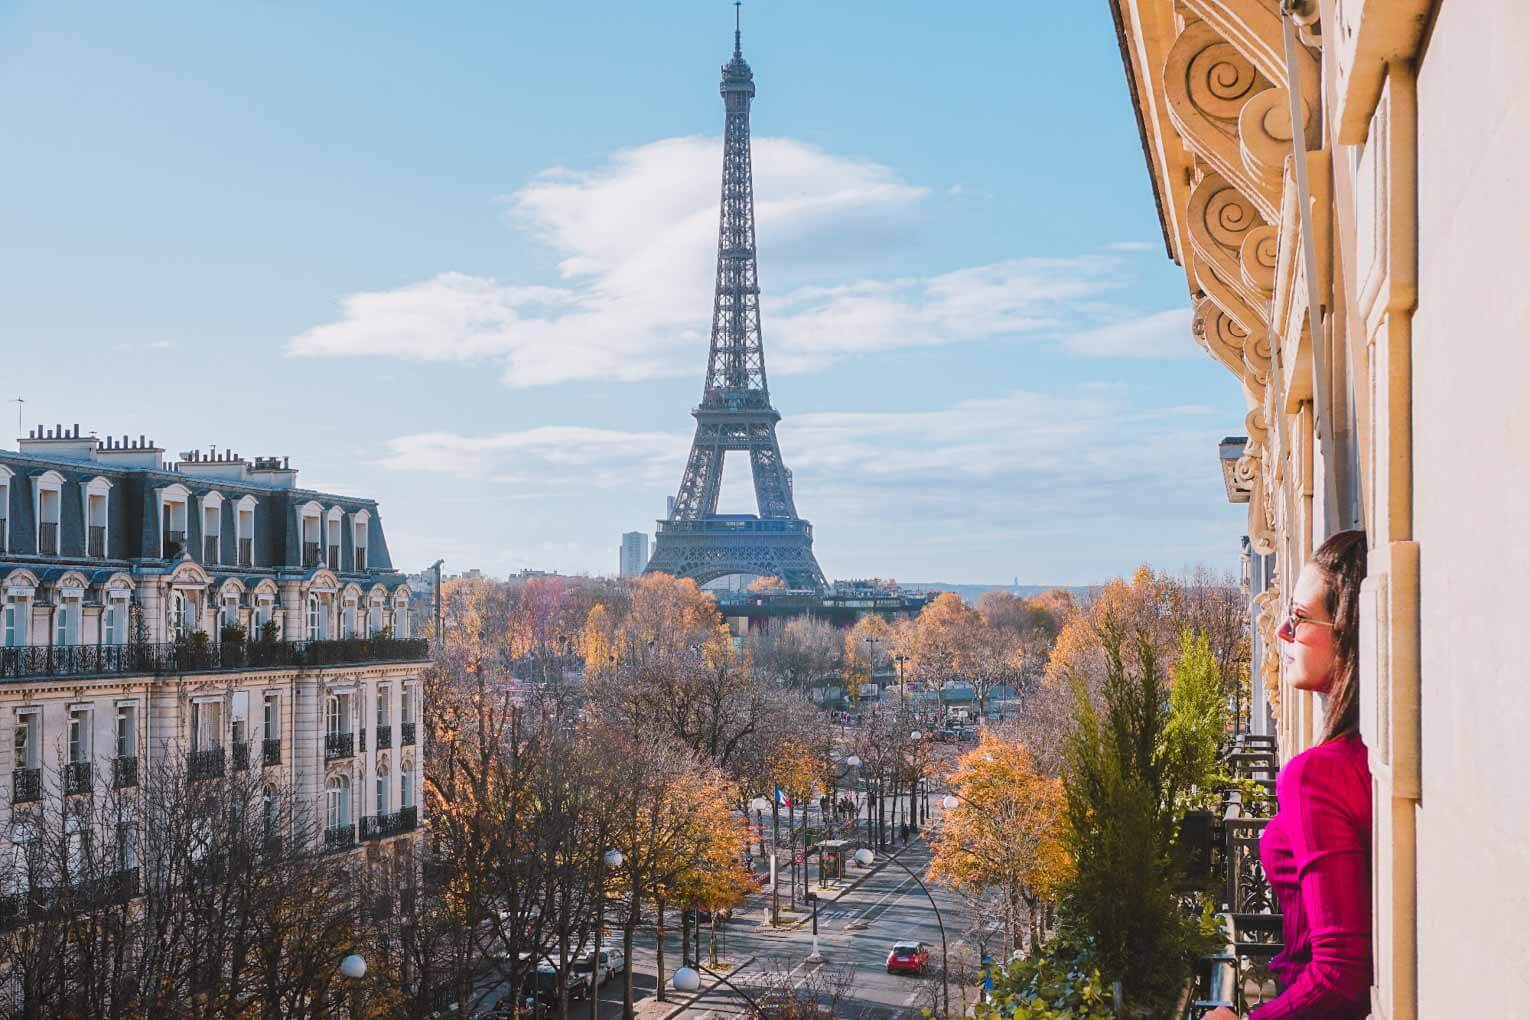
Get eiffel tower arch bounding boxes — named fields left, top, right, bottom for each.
left=645, top=12, right=826, bottom=591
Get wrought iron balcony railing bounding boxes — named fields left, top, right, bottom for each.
left=374, top=725, right=391, bottom=749
left=12, top=767, right=41, bottom=804
left=324, top=732, right=355, bottom=761
left=401, top=721, right=417, bottom=745
left=238, top=536, right=254, bottom=567
left=361, top=806, right=419, bottom=842
left=0, top=637, right=429, bottom=681
left=262, top=738, right=281, bottom=766
left=113, top=756, right=138, bottom=789
left=187, top=748, right=225, bottom=781
left=355, top=548, right=367, bottom=570
left=64, top=761, right=92, bottom=796
left=163, top=529, right=186, bottom=558
left=88, top=525, right=106, bottom=558
left=327, top=546, right=340, bottom=571
left=324, top=824, right=356, bottom=852
left=39, top=522, right=59, bottom=555
left=232, top=742, right=251, bottom=771
left=204, top=535, right=220, bottom=563
left=303, top=541, right=322, bottom=568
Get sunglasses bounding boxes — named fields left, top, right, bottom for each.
left=1278, top=604, right=1334, bottom=640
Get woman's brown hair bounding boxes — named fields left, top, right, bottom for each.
left=1312, top=528, right=1368, bottom=743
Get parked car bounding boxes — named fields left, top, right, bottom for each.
left=528, top=962, right=592, bottom=1005
left=886, top=940, right=931, bottom=975
left=573, top=947, right=625, bottom=986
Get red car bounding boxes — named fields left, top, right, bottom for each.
left=886, top=941, right=931, bottom=975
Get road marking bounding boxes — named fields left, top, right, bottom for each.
left=843, top=874, right=920, bottom=927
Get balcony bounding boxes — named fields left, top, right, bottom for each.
left=375, top=725, right=392, bottom=749
left=239, top=536, right=253, bottom=567
left=232, top=742, right=252, bottom=771
left=12, top=767, right=41, bottom=804
left=64, top=761, right=92, bottom=796
left=327, top=546, right=340, bottom=571
left=88, top=525, right=106, bottom=558
left=325, top=732, right=355, bottom=761
left=355, top=548, right=367, bottom=571
left=39, top=521, right=59, bottom=556
left=113, top=756, right=138, bottom=789
left=187, top=748, right=226, bottom=781
left=203, top=535, right=220, bottom=564
left=0, top=637, right=429, bottom=681
left=262, top=738, right=281, bottom=767
left=361, top=806, right=419, bottom=842
left=303, top=540, right=322, bottom=568
left=163, top=529, right=186, bottom=559
left=324, top=823, right=356, bottom=852
left=401, top=721, right=417, bottom=746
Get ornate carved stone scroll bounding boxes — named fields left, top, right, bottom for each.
left=1193, top=296, right=1250, bottom=377
left=1188, top=173, right=1273, bottom=328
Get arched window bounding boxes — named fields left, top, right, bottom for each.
left=325, top=775, right=351, bottom=830
left=171, top=590, right=189, bottom=639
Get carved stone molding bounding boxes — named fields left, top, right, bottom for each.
left=1238, top=86, right=1311, bottom=194
left=1188, top=173, right=1273, bottom=324
left=1164, top=20, right=1280, bottom=222
left=1252, top=580, right=1282, bottom=714
left=1239, top=223, right=1279, bottom=297
left=1181, top=0, right=1319, bottom=96
left=1193, top=296, right=1249, bottom=377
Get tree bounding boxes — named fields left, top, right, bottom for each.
left=929, top=731, right=1071, bottom=952
left=747, top=575, right=787, bottom=592
left=748, top=617, right=842, bottom=692
left=842, top=614, right=892, bottom=703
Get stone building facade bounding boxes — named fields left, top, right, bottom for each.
left=1109, top=1, right=1529, bottom=1015
left=0, top=427, right=426, bottom=894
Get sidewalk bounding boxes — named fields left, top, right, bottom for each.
left=642, top=955, right=756, bottom=1020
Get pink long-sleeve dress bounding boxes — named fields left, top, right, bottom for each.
left=1250, top=733, right=1373, bottom=1019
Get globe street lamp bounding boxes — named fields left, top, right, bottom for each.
left=339, top=953, right=366, bottom=1018
left=673, top=964, right=763, bottom=1013
left=893, top=653, right=911, bottom=707
left=590, top=849, right=624, bottom=1020
left=854, top=847, right=950, bottom=1019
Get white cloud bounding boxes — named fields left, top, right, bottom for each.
left=1060, top=307, right=1196, bottom=359
left=380, top=426, right=689, bottom=490
left=290, top=136, right=1185, bottom=386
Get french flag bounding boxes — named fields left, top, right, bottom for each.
left=775, top=785, right=792, bottom=809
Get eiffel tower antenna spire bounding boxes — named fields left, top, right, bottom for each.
left=644, top=9, right=826, bottom=591
left=734, top=2, right=742, bottom=56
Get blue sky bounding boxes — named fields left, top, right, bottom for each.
left=0, top=2, right=1248, bottom=585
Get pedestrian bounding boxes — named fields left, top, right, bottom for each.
left=900, top=821, right=908, bottom=844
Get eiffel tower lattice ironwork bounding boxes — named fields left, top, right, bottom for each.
left=645, top=11, right=826, bottom=591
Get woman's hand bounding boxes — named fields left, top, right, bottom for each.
left=1203, top=1009, right=1240, bottom=1020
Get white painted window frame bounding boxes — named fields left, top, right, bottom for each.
left=33, top=470, right=64, bottom=555
left=82, top=476, right=112, bottom=559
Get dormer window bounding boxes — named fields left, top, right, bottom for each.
left=201, top=493, right=224, bottom=564
left=84, top=477, right=112, bottom=559
left=236, top=497, right=256, bottom=567
left=0, top=465, right=11, bottom=553
left=299, top=503, right=322, bottom=568
left=160, top=486, right=190, bottom=559
left=35, top=472, right=63, bottom=557
left=326, top=508, right=342, bottom=571
left=353, top=514, right=369, bottom=571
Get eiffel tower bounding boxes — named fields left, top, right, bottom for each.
left=645, top=9, right=826, bottom=591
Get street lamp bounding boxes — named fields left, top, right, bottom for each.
left=590, top=849, right=623, bottom=1020
left=806, top=890, right=824, bottom=962
left=749, top=795, right=780, bottom=926
left=339, top=953, right=366, bottom=1018
left=893, top=653, right=910, bottom=707
left=673, top=964, right=763, bottom=1013
left=854, top=848, right=949, bottom=1019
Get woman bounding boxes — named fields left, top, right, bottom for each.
left=1209, top=529, right=1373, bottom=1019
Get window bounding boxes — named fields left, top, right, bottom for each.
left=368, top=598, right=383, bottom=636
left=326, top=509, right=342, bottom=571
left=201, top=495, right=222, bottom=564
left=8, top=820, right=36, bottom=895
left=53, top=595, right=80, bottom=646
left=401, top=766, right=414, bottom=810
left=263, top=694, right=280, bottom=741
left=65, top=811, right=85, bottom=876
left=254, top=597, right=274, bottom=637
left=325, top=692, right=351, bottom=736
left=35, top=472, right=62, bottom=556
left=3, top=598, right=24, bottom=648
left=0, top=468, right=10, bottom=552
left=376, top=685, right=389, bottom=728
left=220, top=595, right=239, bottom=632
left=68, top=708, right=91, bottom=764
left=103, top=597, right=127, bottom=645
left=236, top=499, right=256, bottom=567
left=231, top=691, right=248, bottom=749
left=171, top=590, right=191, bottom=639
left=300, top=506, right=322, bottom=567
left=14, top=712, right=39, bottom=769
left=161, top=489, right=189, bottom=558
left=307, top=595, right=328, bottom=640
left=116, top=704, right=136, bottom=758
left=394, top=604, right=409, bottom=639
left=402, top=684, right=416, bottom=725
left=85, top=478, right=111, bottom=559
left=115, top=822, right=137, bottom=872
left=375, top=772, right=389, bottom=815
left=326, top=775, right=352, bottom=829
left=353, top=515, right=368, bottom=571
left=343, top=601, right=357, bottom=639
left=263, top=786, right=279, bottom=838
left=191, top=700, right=222, bottom=752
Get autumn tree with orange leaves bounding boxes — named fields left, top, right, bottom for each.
left=929, top=730, right=1071, bottom=952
